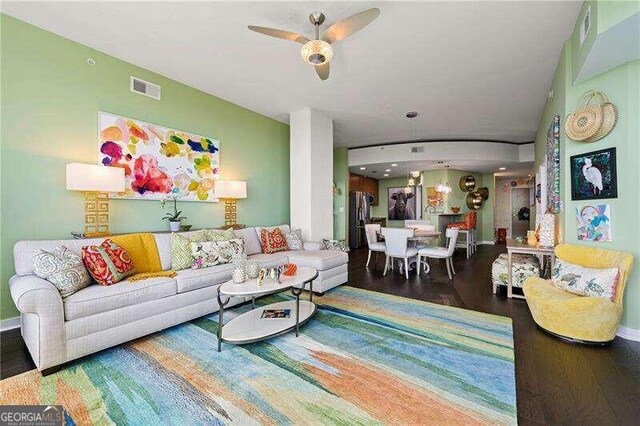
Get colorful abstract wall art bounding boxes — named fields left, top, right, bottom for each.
left=576, top=204, right=612, bottom=242
left=98, top=112, right=220, bottom=202
left=545, top=115, right=561, bottom=213
left=570, top=148, right=618, bottom=201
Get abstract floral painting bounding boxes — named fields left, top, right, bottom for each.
left=98, top=112, right=220, bottom=202
left=576, top=204, right=612, bottom=242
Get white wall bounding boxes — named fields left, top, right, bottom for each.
left=290, top=108, right=334, bottom=241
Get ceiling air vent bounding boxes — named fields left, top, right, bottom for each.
left=130, top=76, right=161, bottom=100
left=411, top=146, right=425, bottom=153
left=580, top=6, right=591, bottom=47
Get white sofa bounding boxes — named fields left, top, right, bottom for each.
left=9, top=225, right=348, bottom=373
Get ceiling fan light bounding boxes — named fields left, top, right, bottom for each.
left=301, top=40, right=333, bottom=65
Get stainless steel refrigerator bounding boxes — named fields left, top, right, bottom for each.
left=349, top=191, right=375, bottom=249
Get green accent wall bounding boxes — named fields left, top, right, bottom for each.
left=0, top=15, right=290, bottom=320
left=479, top=173, right=495, bottom=243
left=333, top=147, right=348, bottom=241
left=533, top=0, right=640, bottom=330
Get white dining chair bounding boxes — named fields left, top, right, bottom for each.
left=417, top=228, right=460, bottom=280
left=381, top=227, right=417, bottom=279
left=364, top=224, right=386, bottom=268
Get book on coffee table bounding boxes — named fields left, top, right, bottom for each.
left=261, top=309, right=291, bottom=319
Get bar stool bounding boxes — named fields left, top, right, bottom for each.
left=447, top=211, right=477, bottom=258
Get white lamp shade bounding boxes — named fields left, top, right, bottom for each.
left=215, top=180, right=247, bottom=199
left=66, top=163, right=125, bottom=192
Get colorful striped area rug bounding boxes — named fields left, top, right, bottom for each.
left=0, top=287, right=516, bottom=425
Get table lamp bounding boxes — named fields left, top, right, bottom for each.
left=66, top=163, right=125, bottom=237
left=215, top=180, right=247, bottom=227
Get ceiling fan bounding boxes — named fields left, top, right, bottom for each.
left=248, top=8, right=380, bottom=81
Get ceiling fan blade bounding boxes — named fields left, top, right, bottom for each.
left=315, top=63, right=330, bottom=81
left=247, top=26, right=309, bottom=44
left=321, top=8, right=380, bottom=44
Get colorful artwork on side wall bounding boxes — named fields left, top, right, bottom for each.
left=98, top=112, right=220, bottom=202
left=576, top=204, right=612, bottom=242
left=546, top=115, right=561, bottom=213
left=570, top=147, right=618, bottom=201
left=426, top=187, right=443, bottom=207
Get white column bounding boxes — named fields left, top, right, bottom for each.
left=290, top=108, right=333, bottom=242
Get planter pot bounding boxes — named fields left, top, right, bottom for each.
left=169, top=221, right=181, bottom=232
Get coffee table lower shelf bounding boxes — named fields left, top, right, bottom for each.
left=220, top=300, right=316, bottom=347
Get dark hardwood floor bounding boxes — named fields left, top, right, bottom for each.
left=347, top=245, right=640, bottom=426
left=1, top=245, right=639, bottom=425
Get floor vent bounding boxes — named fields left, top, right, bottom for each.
left=130, top=76, right=161, bottom=100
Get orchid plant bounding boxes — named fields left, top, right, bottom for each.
left=161, top=196, right=186, bottom=223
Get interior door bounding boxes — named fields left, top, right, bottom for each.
left=510, top=187, right=531, bottom=238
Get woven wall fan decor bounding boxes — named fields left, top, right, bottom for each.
left=565, top=90, right=617, bottom=143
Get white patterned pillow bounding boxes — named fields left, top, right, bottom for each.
left=191, top=238, right=245, bottom=269
left=285, top=228, right=304, bottom=251
left=321, top=239, right=349, bottom=252
left=551, top=259, right=619, bottom=300
left=33, top=246, right=91, bottom=297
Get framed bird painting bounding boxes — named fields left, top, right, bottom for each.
left=570, top=148, right=617, bottom=201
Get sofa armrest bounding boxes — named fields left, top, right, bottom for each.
left=10, top=274, right=63, bottom=314
left=303, top=241, right=322, bottom=251
left=9, top=275, right=66, bottom=370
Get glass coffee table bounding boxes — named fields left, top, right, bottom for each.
left=216, top=266, right=318, bottom=351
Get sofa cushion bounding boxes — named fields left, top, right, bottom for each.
left=551, top=259, right=619, bottom=301
left=64, top=277, right=177, bottom=321
left=204, top=228, right=236, bottom=241
left=81, top=239, right=136, bottom=286
left=170, top=232, right=209, bottom=271
left=33, top=246, right=91, bottom=298
left=175, top=264, right=234, bottom=293
left=287, top=250, right=348, bottom=271
left=234, top=227, right=262, bottom=255
left=191, top=239, right=245, bottom=269
left=259, top=227, right=289, bottom=254
left=248, top=252, right=290, bottom=268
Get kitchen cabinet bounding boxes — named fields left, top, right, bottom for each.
left=349, top=174, right=379, bottom=205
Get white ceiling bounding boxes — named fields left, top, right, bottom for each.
left=2, top=1, right=581, bottom=147
left=349, top=159, right=534, bottom=179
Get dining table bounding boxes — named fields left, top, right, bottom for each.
left=377, top=228, right=442, bottom=274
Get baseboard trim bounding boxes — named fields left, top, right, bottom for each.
left=479, top=241, right=495, bottom=245
left=0, top=316, right=20, bottom=332
left=617, top=326, right=640, bottom=342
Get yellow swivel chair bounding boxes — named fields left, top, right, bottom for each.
left=523, top=244, right=634, bottom=344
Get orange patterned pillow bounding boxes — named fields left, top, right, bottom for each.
left=82, top=239, right=136, bottom=286
left=260, top=227, right=289, bottom=254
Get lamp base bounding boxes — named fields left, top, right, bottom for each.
left=84, top=191, right=111, bottom=237
left=223, top=198, right=237, bottom=227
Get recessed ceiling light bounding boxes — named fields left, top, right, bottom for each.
left=391, top=163, right=398, bottom=167
left=499, top=167, right=506, bottom=171
left=359, top=167, right=366, bottom=170
left=385, top=169, right=391, bottom=172
left=383, top=173, right=389, bottom=177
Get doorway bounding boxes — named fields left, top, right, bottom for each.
left=510, top=186, right=533, bottom=239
